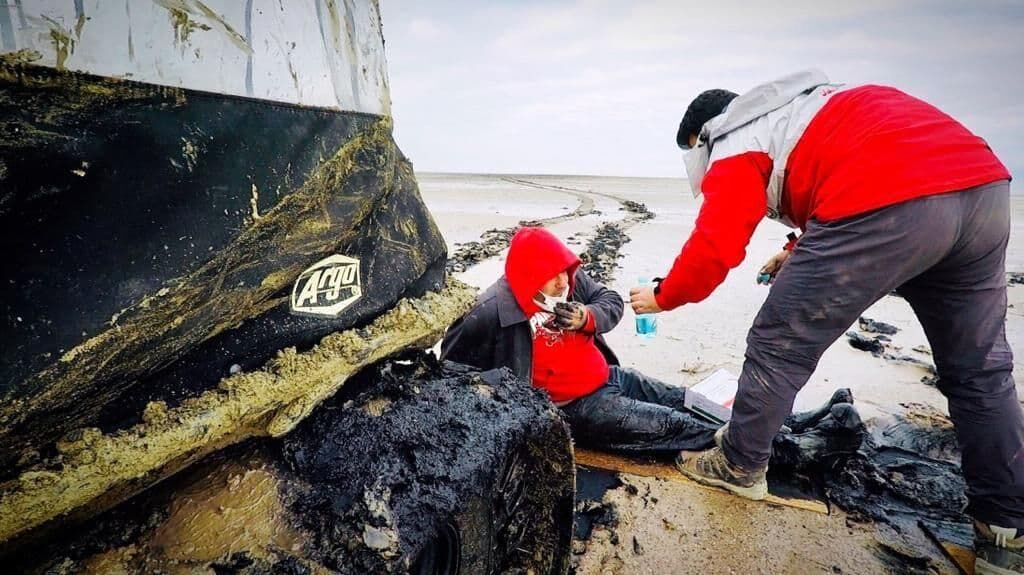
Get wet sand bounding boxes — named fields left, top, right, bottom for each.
left=419, top=172, right=1024, bottom=574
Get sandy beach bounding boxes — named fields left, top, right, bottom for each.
left=420, top=171, right=1024, bottom=574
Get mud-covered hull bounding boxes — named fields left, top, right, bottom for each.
left=0, top=61, right=449, bottom=474
left=2, top=4, right=576, bottom=572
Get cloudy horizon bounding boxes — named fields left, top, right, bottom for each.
left=381, top=0, right=1022, bottom=182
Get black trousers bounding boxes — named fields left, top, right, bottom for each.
left=560, top=366, right=718, bottom=455
left=723, top=180, right=1023, bottom=528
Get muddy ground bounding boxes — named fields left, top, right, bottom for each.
left=5, top=355, right=575, bottom=574
left=568, top=404, right=968, bottom=574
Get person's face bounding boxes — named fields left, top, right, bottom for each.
left=535, top=270, right=569, bottom=301
left=688, top=133, right=698, bottom=148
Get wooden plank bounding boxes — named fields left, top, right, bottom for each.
left=938, top=543, right=975, bottom=575
left=574, top=448, right=829, bottom=515
left=919, top=519, right=975, bottom=575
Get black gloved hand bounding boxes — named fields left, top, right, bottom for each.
left=553, top=301, right=588, bottom=331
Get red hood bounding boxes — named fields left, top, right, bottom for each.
left=505, top=227, right=580, bottom=316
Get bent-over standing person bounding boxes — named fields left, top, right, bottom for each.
left=628, top=69, right=1019, bottom=574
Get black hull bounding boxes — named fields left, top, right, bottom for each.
left=0, top=63, right=446, bottom=471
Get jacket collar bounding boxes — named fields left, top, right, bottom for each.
left=686, top=68, right=831, bottom=197
left=495, top=278, right=529, bottom=328
left=708, top=68, right=830, bottom=141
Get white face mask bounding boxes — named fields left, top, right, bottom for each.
left=684, top=144, right=710, bottom=198
left=535, top=289, right=568, bottom=313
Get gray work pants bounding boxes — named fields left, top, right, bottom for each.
left=723, top=180, right=1023, bottom=528
left=561, top=366, right=719, bottom=455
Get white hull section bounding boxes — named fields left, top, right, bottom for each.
left=0, top=0, right=390, bottom=114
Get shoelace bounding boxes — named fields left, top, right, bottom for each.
left=701, top=450, right=735, bottom=481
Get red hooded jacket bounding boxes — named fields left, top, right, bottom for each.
left=655, top=85, right=1011, bottom=310
left=505, top=228, right=608, bottom=402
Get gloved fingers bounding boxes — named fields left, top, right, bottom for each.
left=553, top=302, right=585, bottom=329
left=554, top=302, right=582, bottom=317
left=553, top=314, right=580, bottom=328
left=554, top=308, right=578, bottom=322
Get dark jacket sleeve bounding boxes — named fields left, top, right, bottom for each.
left=440, top=299, right=499, bottom=370
left=573, top=269, right=623, bottom=334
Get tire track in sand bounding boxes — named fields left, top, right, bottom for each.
left=445, top=177, right=653, bottom=283
left=445, top=180, right=596, bottom=274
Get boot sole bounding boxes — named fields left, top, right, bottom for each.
left=675, top=460, right=768, bottom=501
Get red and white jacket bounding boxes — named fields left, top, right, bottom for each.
left=656, top=69, right=1011, bottom=311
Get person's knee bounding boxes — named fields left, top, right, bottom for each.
left=744, top=330, right=818, bottom=381
left=937, top=366, right=1015, bottom=399
left=564, top=397, right=620, bottom=434
left=619, top=367, right=667, bottom=389
left=617, top=366, right=644, bottom=381
left=943, top=375, right=1020, bottom=423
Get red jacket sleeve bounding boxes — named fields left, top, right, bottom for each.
left=655, top=152, right=771, bottom=310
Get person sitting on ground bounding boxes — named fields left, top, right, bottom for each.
left=441, top=227, right=863, bottom=466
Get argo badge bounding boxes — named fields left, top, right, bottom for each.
left=290, top=255, right=362, bottom=317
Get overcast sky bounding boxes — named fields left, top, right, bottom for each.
left=380, top=0, right=1023, bottom=179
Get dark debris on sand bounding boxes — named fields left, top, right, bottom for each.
left=579, top=223, right=631, bottom=285
left=620, top=200, right=655, bottom=221
left=445, top=217, right=638, bottom=282
left=845, top=322, right=937, bottom=377
left=1009, top=272, right=1024, bottom=285
left=446, top=227, right=518, bottom=274
left=846, top=331, right=887, bottom=356
left=825, top=435, right=966, bottom=527
left=446, top=181, right=655, bottom=278
left=869, top=536, right=937, bottom=575
left=823, top=406, right=969, bottom=573
left=858, top=316, right=899, bottom=335
left=571, top=467, right=625, bottom=573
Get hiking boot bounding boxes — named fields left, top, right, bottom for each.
left=976, top=521, right=1024, bottom=574
left=713, top=423, right=727, bottom=449
left=675, top=446, right=768, bottom=501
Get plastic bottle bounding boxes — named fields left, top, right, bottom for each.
left=635, top=276, right=658, bottom=338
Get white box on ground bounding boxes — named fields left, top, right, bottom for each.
left=692, top=368, right=739, bottom=408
